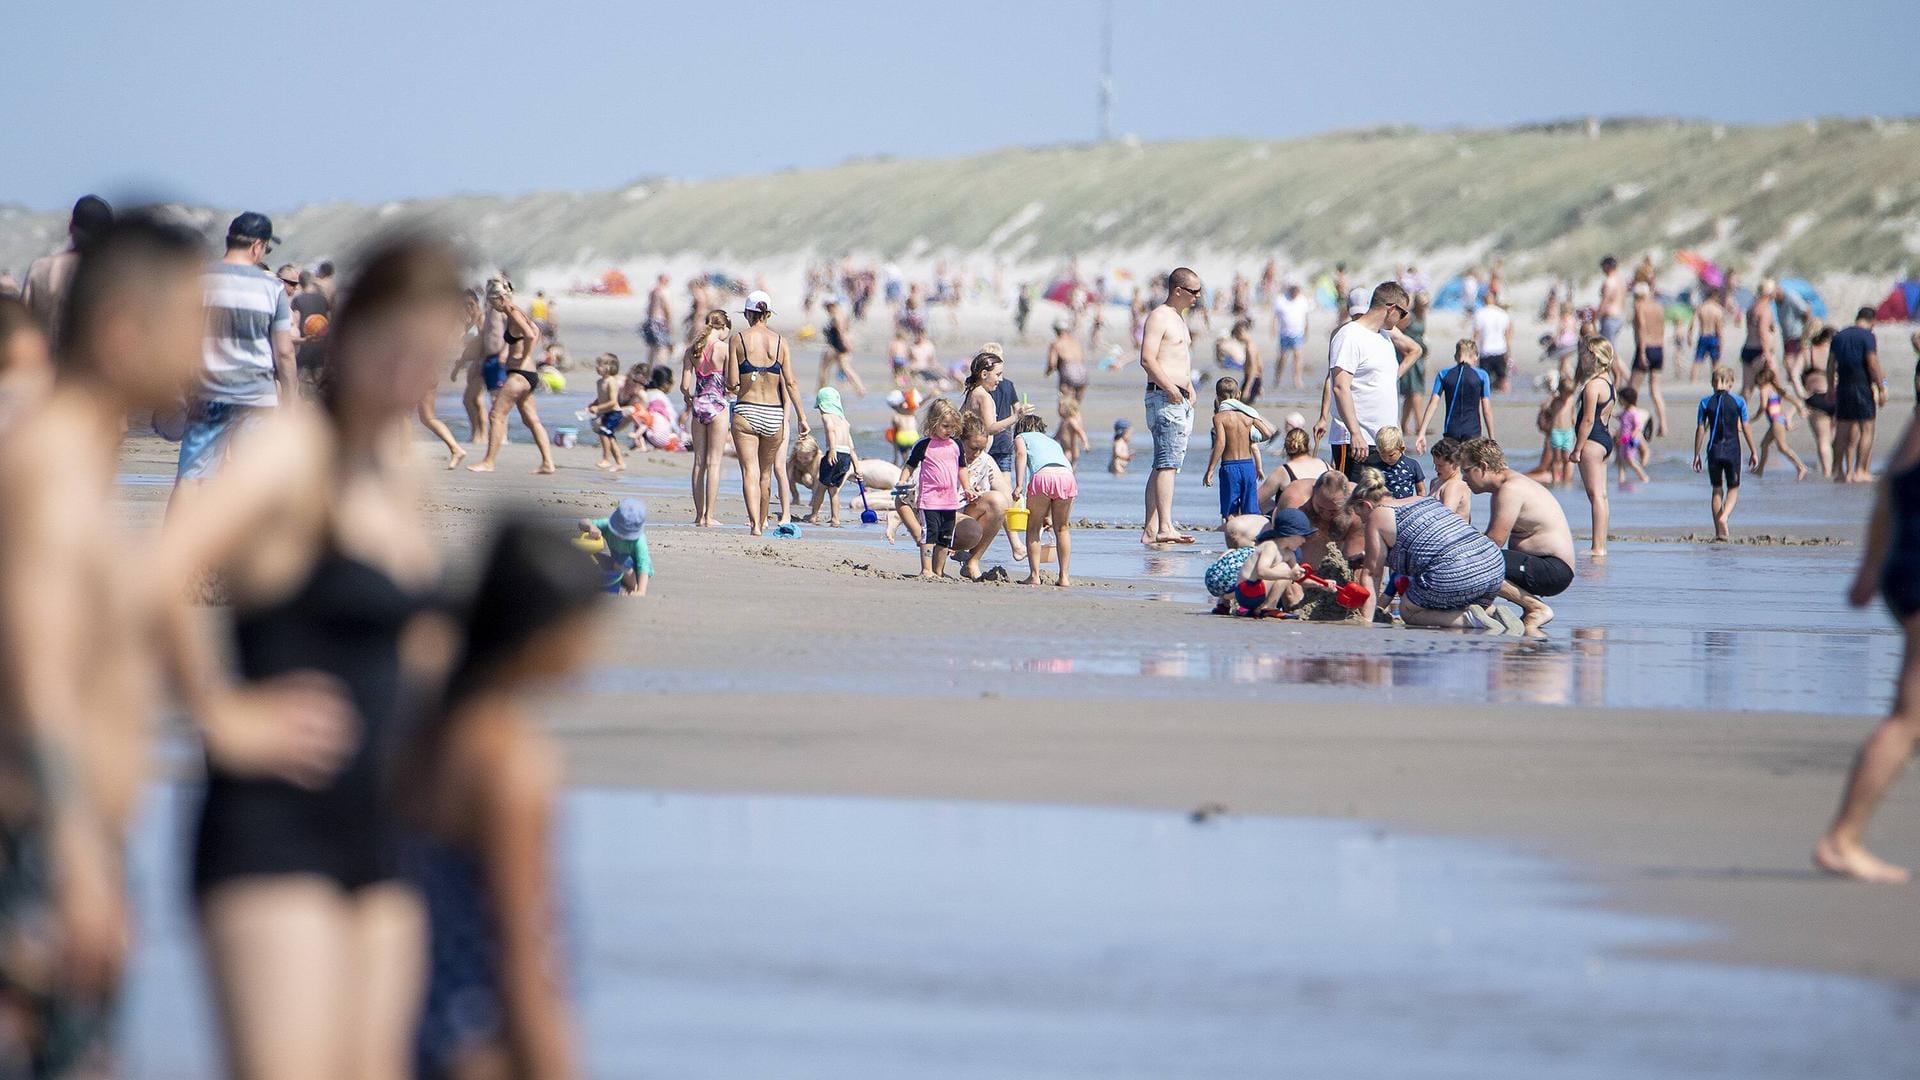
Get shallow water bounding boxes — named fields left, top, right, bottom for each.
left=120, top=786, right=1915, bottom=1079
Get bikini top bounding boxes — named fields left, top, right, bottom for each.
left=738, top=340, right=783, bottom=378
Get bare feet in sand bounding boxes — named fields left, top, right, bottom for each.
left=534, top=463, right=556, bottom=475
left=466, top=461, right=495, bottom=473
left=1142, top=532, right=1195, bottom=546
left=1520, top=598, right=1554, bottom=635
left=1018, top=573, right=1040, bottom=585
left=446, top=448, right=467, bottom=470
left=1814, top=836, right=1912, bottom=884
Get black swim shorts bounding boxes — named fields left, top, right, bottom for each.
left=1503, top=549, right=1574, bottom=597
left=1707, top=454, right=1740, bottom=490
left=921, top=508, right=957, bottom=548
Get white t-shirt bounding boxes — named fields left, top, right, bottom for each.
left=1273, top=293, right=1312, bottom=339
left=1472, top=305, right=1512, bottom=358
left=1326, top=321, right=1399, bottom=447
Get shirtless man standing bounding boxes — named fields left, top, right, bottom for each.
left=643, top=273, right=673, bottom=366
left=0, top=216, right=347, bottom=1072
left=1044, top=319, right=1089, bottom=403
left=1140, top=267, right=1201, bottom=546
left=1689, top=288, right=1730, bottom=384
left=21, top=195, right=112, bottom=352
left=1460, top=437, right=1576, bottom=634
left=1596, top=255, right=1626, bottom=353
left=1629, top=282, right=1669, bottom=436
left=1741, top=279, right=1778, bottom=399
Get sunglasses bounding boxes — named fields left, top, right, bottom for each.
left=1173, top=283, right=1201, bottom=295
left=280, top=278, right=299, bottom=288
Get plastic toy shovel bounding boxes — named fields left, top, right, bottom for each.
left=856, top=481, right=880, bottom=525
left=1298, top=568, right=1370, bottom=610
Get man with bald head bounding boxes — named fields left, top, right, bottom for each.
left=1140, top=267, right=1201, bottom=545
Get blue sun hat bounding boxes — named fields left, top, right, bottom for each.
left=607, top=498, right=647, bottom=540
left=771, top=521, right=803, bottom=540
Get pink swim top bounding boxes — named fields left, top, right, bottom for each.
left=695, top=338, right=722, bottom=378
left=915, top=437, right=964, bottom=510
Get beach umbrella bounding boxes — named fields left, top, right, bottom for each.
left=1430, top=276, right=1466, bottom=313
left=1776, top=278, right=1828, bottom=320
left=1674, top=250, right=1726, bottom=289
left=1041, top=279, right=1084, bottom=306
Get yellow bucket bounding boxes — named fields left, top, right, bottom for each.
left=1005, top=503, right=1030, bottom=531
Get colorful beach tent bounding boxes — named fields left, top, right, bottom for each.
left=1875, top=280, right=1920, bottom=322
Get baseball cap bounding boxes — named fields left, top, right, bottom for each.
left=1347, top=286, right=1371, bottom=317
left=1258, top=507, right=1314, bottom=541
left=743, top=290, right=773, bottom=314
left=69, top=195, right=113, bottom=244
left=606, top=498, right=648, bottom=540
left=227, top=211, right=280, bottom=246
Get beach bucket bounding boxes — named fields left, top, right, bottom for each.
left=554, top=426, right=579, bottom=449
left=1006, top=501, right=1030, bottom=531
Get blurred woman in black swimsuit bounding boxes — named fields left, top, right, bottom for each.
left=161, top=235, right=466, bottom=1078
left=1573, top=336, right=1616, bottom=558
left=1816, top=408, right=1920, bottom=883
left=467, top=279, right=555, bottom=474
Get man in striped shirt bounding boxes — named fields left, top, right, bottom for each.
left=174, top=212, right=295, bottom=488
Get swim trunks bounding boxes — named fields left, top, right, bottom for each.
left=481, top=354, right=507, bottom=391
left=1145, top=386, right=1193, bottom=471
left=1636, top=345, right=1664, bottom=372
left=1217, top=458, right=1258, bottom=518
left=641, top=318, right=671, bottom=349
left=1502, top=549, right=1574, bottom=597
left=1480, top=352, right=1509, bottom=384
left=1599, top=315, right=1623, bottom=344
left=1549, top=428, right=1575, bottom=453
left=819, top=451, right=853, bottom=489
left=1707, top=454, right=1741, bottom=490
left=1278, top=333, right=1305, bottom=351
left=1204, top=546, right=1256, bottom=597
left=1739, top=346, right=1764, bottom=367
left=1694, top=335, right=1720, bottom=363
left=920, top=508, right=958, bottom=548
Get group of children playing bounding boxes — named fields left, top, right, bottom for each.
left=584, top=354, right=684, bottom=469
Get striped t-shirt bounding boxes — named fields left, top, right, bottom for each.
left=201, top=261, right=292, bottom=405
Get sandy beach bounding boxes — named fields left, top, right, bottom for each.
left=108, top=290, right=1920, bottom=999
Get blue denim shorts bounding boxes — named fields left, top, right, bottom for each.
left=1144, top=387, right=1192, bottom=471
left=176, top=401, right=266, bottom=481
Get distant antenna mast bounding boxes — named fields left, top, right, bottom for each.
left=1098, top=0, right=1115, bottom=142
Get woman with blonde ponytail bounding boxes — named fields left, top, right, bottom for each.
left=681, top=308, right=732, bottom=526
left=1573, top=335, right=1618, bottom=556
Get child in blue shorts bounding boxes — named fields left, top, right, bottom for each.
left=1203, top=376, right=1277, bottom=523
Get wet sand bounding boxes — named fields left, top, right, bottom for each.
left=110, top=298, right=1920, bottom=1069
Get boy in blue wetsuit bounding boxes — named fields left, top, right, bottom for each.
left=1692, top=365, right=1758, bottom=542
left=1203, top=375, right=1276, bottom=524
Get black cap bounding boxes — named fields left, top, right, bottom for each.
left=69, top=195, right=113, bottom=243
left=227, top=211, right=280, bottom=245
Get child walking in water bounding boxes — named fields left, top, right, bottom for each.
left=904, top=399, right=968, bottom=578
left=1054, top=397, right=1090, bottom=463
left=587, top=353, right=626, bottom=471
left=1615, top=385, right=1651, bottom=484
left=1013, top=414, right=1077, bottom=586
left=1751, top=365, right=1810, bottom=480
left=1203, top=376, right=1276, bottom=524
left=1109, top=418, right=1133, bottom=474
left=1693, top=365, right=1758, bottom=542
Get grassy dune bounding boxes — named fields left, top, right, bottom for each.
left=3, top=118, right=1917, bottom=279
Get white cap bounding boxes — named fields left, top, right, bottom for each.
left=1284, top=411, right=1308, bottom=431
left=1631, top=281, right=1651, bottom=297
left=743, top=290, right=773, bottom=314
left=1347, top=285, right=1371, bottom=317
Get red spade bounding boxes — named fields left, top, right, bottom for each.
left=1298, top=568, right=1371, bottom=610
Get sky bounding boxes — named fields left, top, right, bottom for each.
left=7, top=0, right=1917, bottom=212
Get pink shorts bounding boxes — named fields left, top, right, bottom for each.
left=1027, top=467, right=1078, bottom=502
